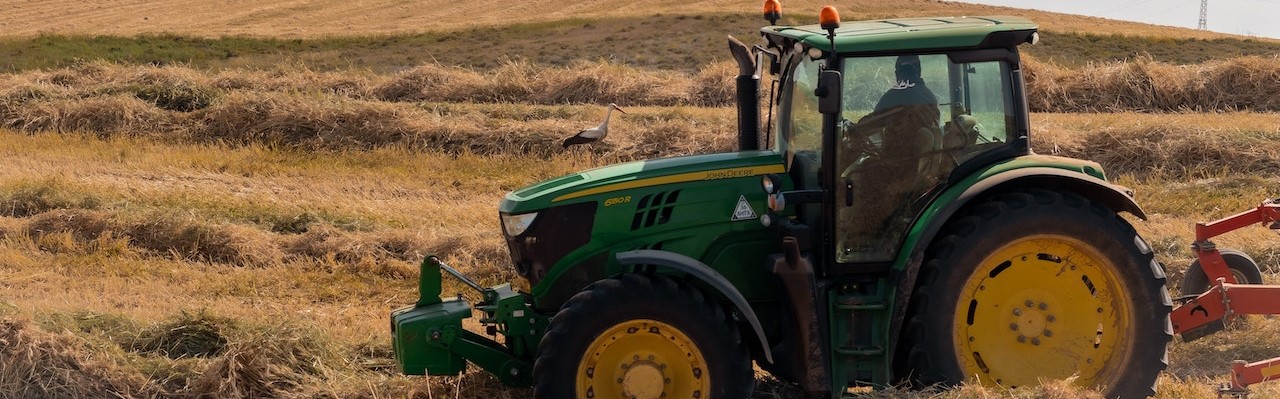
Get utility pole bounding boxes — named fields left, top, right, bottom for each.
left=1198, top=0, right=1208, bottom=30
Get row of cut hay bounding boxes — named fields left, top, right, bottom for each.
left=0, top=59, right=737, bottom=109
left=5, top=55, right=1280, bottom=113
left=6, top=207, right=506, bottom=274
left=1031, top=123, right=1280, bottom=179
left=1024, top=55, right=1280, bottom=112
left=0, top=317, right=159, bottom=399
left=2, top=309, right=362, bottom=399
left=0, top=87, right=739, bottom=156
left=368, top=60, right=736, bottom=106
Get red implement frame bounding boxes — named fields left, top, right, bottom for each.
left=1170, top=200, right=1280, bottom=396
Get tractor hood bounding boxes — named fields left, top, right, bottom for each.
left=500, top=150, right=784, bottom=214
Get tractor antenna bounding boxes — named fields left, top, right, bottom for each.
left=1198, top=0, right=1208, bottom=30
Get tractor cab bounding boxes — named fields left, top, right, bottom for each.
left=742, top=15, right=1039, bottom=271
left=756, top=16, right=1037, bottom=267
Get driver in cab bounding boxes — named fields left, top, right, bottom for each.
left=850, top=55, right=939, bottom=167
left=837, top=55, right=942, bottom=262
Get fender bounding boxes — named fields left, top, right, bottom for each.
left=615, top=249, right=774, bottom=364
left=886, top=167, right=1146, bottom=369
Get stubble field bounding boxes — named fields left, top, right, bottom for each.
left=2, top=1, right=1280, bottom=398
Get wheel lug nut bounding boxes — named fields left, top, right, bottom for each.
left=1039, top=303, right=1048, bottom=310
left=1044, top=330, right=1053, bottom=337
left=1017, top=336, right=1026, bottom=343
left=1047, top=315, right=1056, bottom=322
left=1013, top=308, right=1022, bottom=316
left=1009, top=323, right=1019, bottom=331
left=1025, top=300, right=1035, bottom=307
left=1032, top=338, right=1041, bottom=345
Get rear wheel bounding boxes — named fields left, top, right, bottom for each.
left=1179, top=249, right=1263, bottom=296
left=533, top=274, right=753, bottom=399
left=904, top=189, right=1171, bottom=398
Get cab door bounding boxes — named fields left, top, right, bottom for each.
left=833, top=51, right=1023, bottom=266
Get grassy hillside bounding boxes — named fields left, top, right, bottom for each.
left=0, top=17, right=1276, bottom=73
left=0, top=0, right=1262, bottom=40
left=2, top=1, right=1280, bottom=398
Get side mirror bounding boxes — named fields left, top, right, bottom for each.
left=815, top=69, right=842, bottom=115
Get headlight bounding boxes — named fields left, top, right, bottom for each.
left=501, top=212, right=538, bottom=237
left=762, top=174, right=779, bottom=194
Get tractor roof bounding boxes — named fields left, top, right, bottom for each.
left=763, top=15, right=1037, bottom=53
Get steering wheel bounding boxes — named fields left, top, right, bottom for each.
left=839, top=119, right=884, bottom=178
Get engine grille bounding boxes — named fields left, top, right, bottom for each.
left=502, top=201, right=596, bottom=286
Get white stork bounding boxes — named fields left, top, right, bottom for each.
left=562, top=103, right=626, bottom=148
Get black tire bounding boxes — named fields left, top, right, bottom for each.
left=1179, top=249, right=1263, bottom=296
left=903, top=189, right=1171, bottom=398
left=533, top=273, right=754, bottom=399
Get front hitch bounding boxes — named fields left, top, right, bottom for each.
left=390, top=256, right=547, bottom=386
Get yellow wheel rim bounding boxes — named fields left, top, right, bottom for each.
left=576, top=319, right=709, bottom=399
left=954, top=234, right=1134, bottom=389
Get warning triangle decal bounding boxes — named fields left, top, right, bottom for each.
left=732, top=195, right=758, bottom=221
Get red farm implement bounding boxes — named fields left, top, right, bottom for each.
left=1171, top=200, right=1280, bottom=397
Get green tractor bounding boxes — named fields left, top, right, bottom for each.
left=391, top=5, right=1172, bottom=398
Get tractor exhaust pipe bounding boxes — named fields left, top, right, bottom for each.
left=728, top=36, right=760, bottom=151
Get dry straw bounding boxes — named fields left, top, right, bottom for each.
left=0, top=180, right=504, bottom=271
left=1036, top=124, right=1280, bottom=178
left=0, top=318, right=158, bottom=398
left=1024, top=55, right=1280, bottom=112
left=0, top=57, right=1277, bottom=157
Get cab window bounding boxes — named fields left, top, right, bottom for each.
left=834, top=54, right=1016, bottom=263
left=780, top=55, right=823, bottom=170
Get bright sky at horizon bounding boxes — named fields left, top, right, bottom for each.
left=954, top=0, right=1280, bottom=38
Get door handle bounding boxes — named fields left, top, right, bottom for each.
left=844, top=179, right=854, bottom=207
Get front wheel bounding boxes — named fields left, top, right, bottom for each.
left=533, top=274, right=754, bottom=399
left=904, top=189, right=1171, bottom=398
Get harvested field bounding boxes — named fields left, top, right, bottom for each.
left=3, top=105, right=1280, bottom=397
left=3, top=2, right=1280, bottom=398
